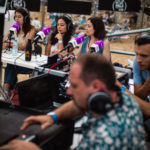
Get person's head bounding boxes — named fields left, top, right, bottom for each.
left=56, top=15, right=73, bottom=35
left=14, top=7, right=30, bottom=26
left=67, top=53, right=116, bottom=111
left=14, top=7, right=33, bottom=36
left=134, top=34, right=150, bottom=71
left=86, top=17, right=106, bottom=39
left=50, top=15, right=74, bottom=46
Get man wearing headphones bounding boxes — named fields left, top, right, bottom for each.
left=0, top=54, right=147, bottom=150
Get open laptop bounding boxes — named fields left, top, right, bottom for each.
left=15, top=72, right=70, bottom=113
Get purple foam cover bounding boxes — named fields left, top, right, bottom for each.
left=95, top=40, right=103, bottom=49
left=12, top=23, right=20, bottom=31
left=75, top=36, right=85, bottom=44
left=42, top=27, right=51, bottom=35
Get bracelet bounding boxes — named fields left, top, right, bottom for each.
left=47, top=112, right=58, bottom=123
left=58, top=40, right=63, bottom=43
left=121, top=85, right=126, bottom=92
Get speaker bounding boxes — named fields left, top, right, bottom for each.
left=88, top=91, right=123, bottom=114
left=47, top=1, right=92, bottom=15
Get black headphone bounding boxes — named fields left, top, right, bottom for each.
left=65, top=15, right=72, bottom=31
left=14, top=7, right=30, bottom=23
left=88, top=88, right=123, bottom=115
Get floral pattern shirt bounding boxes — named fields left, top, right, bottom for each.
left=77, top=92, right=147, bottom=150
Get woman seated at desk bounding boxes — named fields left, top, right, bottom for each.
left=76, top=17, right=110, bottom=61
left=2, top=7, right=35, bottom=94
left=45, top=15, right=74, bottom=56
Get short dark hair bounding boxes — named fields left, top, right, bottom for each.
left=88, top=17, right=106, bottom=39
left=135, top=34, right=150, bottom=46
left=75, top=53, right=116, bottom=91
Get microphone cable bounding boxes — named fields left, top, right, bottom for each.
left=13, top=51, right=25, bottom=73
left=48, top=55, right=75, bottom=72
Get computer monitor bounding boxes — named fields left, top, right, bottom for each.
left=16, top=72, right=70, bottom=111
left=0, top=0, right=8, bottom=14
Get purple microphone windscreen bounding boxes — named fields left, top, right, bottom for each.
left=12, top=23, right=20, bottom=31
left=42, top=27, right=51, bottom=35
left=95, top=40, right=103, bottom=49
left=75, top=36, right=85, bottom=44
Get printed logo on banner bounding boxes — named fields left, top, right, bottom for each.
left=112, top=0, right=127, bottom=11
left=10, top=0, right=26, bottom=9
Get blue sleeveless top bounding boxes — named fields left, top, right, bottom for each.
left=80, top=36, right=104, bottom=54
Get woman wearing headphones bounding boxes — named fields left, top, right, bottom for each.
left=3, top=7, right=35, bottom=50
left=46, top=15, right=74, bottom=56
left=3, top=8, right=36, bottom=93
left=77, top=17, right=110, bottom=61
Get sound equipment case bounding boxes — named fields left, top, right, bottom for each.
left=0, top=101, right=74, bottom=150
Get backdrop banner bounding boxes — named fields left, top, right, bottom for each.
left=48, top=0, right=92, bottom=15
left=8, top=0, right=40, bottom=11
left=99, top=0, right=141, bottom=12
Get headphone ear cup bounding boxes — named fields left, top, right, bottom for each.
left=24, top=15, right=29, bottom=23
left=88, top=92, right=113, bottom=114
left=67, top=22, right=71, bottom=31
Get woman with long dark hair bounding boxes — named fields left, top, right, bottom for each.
left=3, top=7, right=35, bottom=50
left=3, top=7, right=35, bottom=93
left=46, top=15, right=74, bottom=56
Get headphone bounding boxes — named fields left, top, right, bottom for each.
left=14, top=7, right=30, bottom=23
left=88, top=88, right=123, bottom=115
left=65, top=15, right=72, bottom=31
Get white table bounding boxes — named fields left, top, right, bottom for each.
left=2, top=50, right=48, bottom=69
left=1, top=50, right=48, bottom=83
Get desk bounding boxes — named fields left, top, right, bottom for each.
left=2, top=51, right=48, bottom=69
left=1, top=50, right=48, bottom=83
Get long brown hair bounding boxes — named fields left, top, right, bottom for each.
left=88, top=17, right=106, bottom=39
left=14, top=8, right=33, bottom=37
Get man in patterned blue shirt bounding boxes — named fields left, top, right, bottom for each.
left=0, top=54, right=147, bottom=150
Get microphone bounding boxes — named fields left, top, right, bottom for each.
left=32, top=26, right=51, bottom=43
left=89, top=40, right=104, bottom=53
left=8, top=23, right=20, bottom=40
left=60, top=35, right=85, bottom=53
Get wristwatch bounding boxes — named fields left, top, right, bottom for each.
left=47, top=112, right=58, bottom=123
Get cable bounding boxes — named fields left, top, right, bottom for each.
left=0, top=84, right=10, bottom=103
left=14, top=51, right=25, bottom=66
left=48, top=55, right=75, bottom=72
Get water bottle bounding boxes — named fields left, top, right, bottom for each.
left=25, top=39, right=32, bottom=61
left=12, top=39, right=18, bottom=57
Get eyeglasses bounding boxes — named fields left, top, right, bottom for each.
left=14, top=15, right=22, bottom=19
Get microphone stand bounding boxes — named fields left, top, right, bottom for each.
left=7, top=31, right=13, bottom=51
left=67, top=47, right=70, bottom=57
left=33, top=41, right=42, bottom=58
left=0, top=14, right=5, bottom=83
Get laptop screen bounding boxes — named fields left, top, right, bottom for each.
left=16, top=72, right=70, bottom=110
